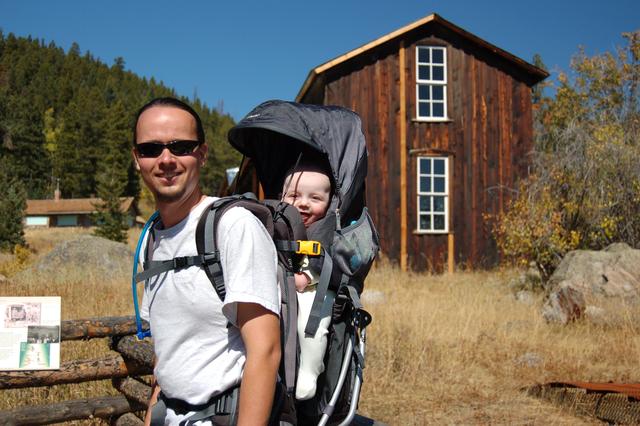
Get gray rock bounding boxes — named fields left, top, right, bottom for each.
left=16, top=235, right=133, bottom=282
left=542, top=243, right=640, bottom=324
left=541, top=286, right=585, bottom=324
left=515, top=352, right=544, bottom=368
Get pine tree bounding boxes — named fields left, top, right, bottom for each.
left=0, top=31, right=237, bottom=203
left=93, top=171, right=127, bottom=243
left=93, top=100, right=130, bottom=243
left=0, top=157, right=27, bottom=251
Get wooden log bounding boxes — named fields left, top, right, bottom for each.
left=0, top=354, right=152, bottom=389
left=0, top=395, right=145, bottom=425
left=113, top=412, right=144, bottom=426
left=111, top=335, right=154, bottom=367
left=62, top=316, right=149, bottom=341
left=113, top=377, right=152, bottom=406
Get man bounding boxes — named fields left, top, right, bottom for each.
left=132, top=97, right=280, bottom=425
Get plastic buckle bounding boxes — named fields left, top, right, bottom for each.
left=296, top=240, right=322, bottom=256
left=173, top=257, right=188, bottom=269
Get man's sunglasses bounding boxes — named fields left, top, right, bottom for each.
left=135, top=140, right=201, bottom=158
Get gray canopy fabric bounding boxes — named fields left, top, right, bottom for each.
left=227, top=100, right=368, bottom=225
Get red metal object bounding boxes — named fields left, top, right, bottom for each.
left=551, top=382, right=640, bottom=400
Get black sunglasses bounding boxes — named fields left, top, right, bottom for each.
left=135, top=140, right=201, bottom=158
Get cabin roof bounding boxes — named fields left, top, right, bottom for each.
left=26, top=197, right=135, bottom=215
left=296, top=13, right=549, bottom=102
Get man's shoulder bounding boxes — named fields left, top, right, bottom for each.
left=217, top=201, right=267, bottom=233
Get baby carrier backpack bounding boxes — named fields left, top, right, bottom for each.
left=132, top=100, right=379, bottom=426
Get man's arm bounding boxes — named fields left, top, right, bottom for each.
left=143, top=377, right=161, bottom=426
left=236, top=302, right=281, bottom=426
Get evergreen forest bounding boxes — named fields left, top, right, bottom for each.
left=0, top=31, right=240, bottom=201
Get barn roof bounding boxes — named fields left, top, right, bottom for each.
left=26, top=197, right=135, bottom=215
left=296, top=13, right=549, bottom=102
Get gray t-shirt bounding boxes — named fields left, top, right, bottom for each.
left=140, top=197, right=279, bottom=405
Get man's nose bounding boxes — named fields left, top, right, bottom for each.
left=157, top=147, right=177, bottom=164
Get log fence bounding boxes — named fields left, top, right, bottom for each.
left=0, top=316, right=153, bottom=425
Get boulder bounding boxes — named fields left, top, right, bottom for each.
left=541, top=286, right=585, bottom=323
left=16, top=235, right=133, bottom=283
left=542, top=243, right=640, bottom=324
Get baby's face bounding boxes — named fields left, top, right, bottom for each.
left=282, top=170, right=331, bottom=227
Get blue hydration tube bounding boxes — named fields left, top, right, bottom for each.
left=131, top=211, right=159, bottom=340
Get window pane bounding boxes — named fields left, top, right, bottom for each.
left=419, top=196, right=431, bottom=212
left=419, top=102, right=430, bottom=118
left=434, top=177, right=445, bottom=193
left=419, top=176, right=431, bottom=193
left=434, top=158, right=445, bottom=174
left=434, top=196, right=445, bottom=212
left=432, top=102, right=444, bottom=118
left=418, top=85, right=430, bottom=100
left=432, top=65, right=444, bottom=81
left=432, top=48, right=444, bottom=64
left=432, top=85, right=444, bottom=100
left=418, top=66, right=430, bottom=81
left=418, top=48, right=430, bottom=63
left=420, top=214, right=431, bottom=231
left=433, top=215, right=445, bottom=230
left=419, top=158, right=430, bottom=174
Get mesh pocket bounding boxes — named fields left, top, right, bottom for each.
left=332, top=208, right=379, bottom=284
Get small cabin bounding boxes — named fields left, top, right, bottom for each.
left=296, top=13, right=548, bottom=271
left=25, top=195, right=137, bottom=228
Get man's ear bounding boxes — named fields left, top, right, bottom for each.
left=131, top=148, right=140, bottom=171
left=198, top=143, right=208, bottom=167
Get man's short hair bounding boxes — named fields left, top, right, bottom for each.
left=132, top=97, right=205, bottom=145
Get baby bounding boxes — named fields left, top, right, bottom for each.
left=282, top=163, right=332, bottom=400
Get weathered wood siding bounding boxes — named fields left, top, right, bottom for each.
left=322, top=43, right=404, bottom=263
left=315, top=26, right=534, bottom=271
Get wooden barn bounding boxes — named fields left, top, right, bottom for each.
left=296, top=13, right=548, bottom=271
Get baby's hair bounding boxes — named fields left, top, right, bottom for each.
left=281, top=159, right=334, bottom=200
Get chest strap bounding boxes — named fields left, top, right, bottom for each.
left=135, top=253, right=219, bottom=283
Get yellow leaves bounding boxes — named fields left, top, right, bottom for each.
left=0, top=245, right=31, bottom=277
left=592, top=122, right=625, bottom=145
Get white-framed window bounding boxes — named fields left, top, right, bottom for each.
left=416, top=46, right=447, bottom=120
left=417, top=156, right=449, bottom=233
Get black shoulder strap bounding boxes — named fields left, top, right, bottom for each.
left=196, top=194, right=276, bottom=302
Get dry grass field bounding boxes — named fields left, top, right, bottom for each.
left=1, top=227, right=639, bottom=425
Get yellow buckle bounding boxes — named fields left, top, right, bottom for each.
left=297, top=240, right=322, bottom=256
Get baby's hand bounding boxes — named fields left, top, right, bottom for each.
left=294, top=272, right=311, bottom=293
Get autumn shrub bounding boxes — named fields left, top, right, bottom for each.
left=492, top=31, right=640, bottom=280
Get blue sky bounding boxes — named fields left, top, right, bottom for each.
left=2, top=0, right=638, bottom=120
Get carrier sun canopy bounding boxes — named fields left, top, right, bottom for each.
left=227, top=100, right=368, bottom=224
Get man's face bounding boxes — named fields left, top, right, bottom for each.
left=133, top=106, right=207, bottom=205
left=282, top=170, right=331, bottom=227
